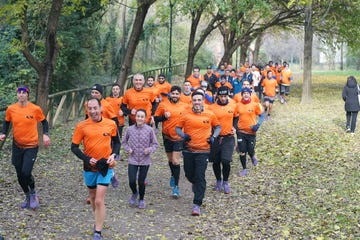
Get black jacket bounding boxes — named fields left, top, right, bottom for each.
left=342, top=78, right=360, bottom=112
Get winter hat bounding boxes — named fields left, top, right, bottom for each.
left=217, top=86, right=229, bottom=96
left=241, top=87, right=252, bottom=95
left=91, top=84, right=103, bottom=95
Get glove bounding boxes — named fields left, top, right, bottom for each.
left=96, top=158, right=109, bottom=177
left=183, top=134, right=191, bottom=142
left=251, top=124, right=260, bottom=132
left=207, top=136, right=215, bottom=144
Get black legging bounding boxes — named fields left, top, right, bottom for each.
left=128, top=164, right=149, bottom=200
left=212, top=162, right=231, bottom=182
left=346, top=111, right=358, bottom=133
left=11, top=144, right=38, bottom=194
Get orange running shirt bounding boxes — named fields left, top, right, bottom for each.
left=261, top=78, right=278, bottom=97
left=187, top=74, right=204, bottom=88
left=154, top=100, right=187, bottom=141
left=105, top=96, right=125, bottom=126
left=180, top=93, right=192, bottom=104
left=5, top=102, right=45, bottom=148
left=281, top=69, right=293, bottom=86
left=154, top=81, right=172, bottom=96
left=72, top=118, right=117, bottom=170
left=122, top=88, right=156, bottom=124
left=177, top=108, right=220, bottom=152
left=209, top=100, right=237, bottom=136
left=234, top=101, right=263, bottom=135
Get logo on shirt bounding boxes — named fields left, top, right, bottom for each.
left=203, top=120, right=209, bottom=124
left=103, top=132, right=111, bottom=136
left=142, top=98, right=149, bottom=101
left=25, top=115, right=34, bottom=119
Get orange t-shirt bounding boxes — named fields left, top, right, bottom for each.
left=105, top=96, right=125, bottom=126
left=122, top=88, right=156, bottom=124
left=177, top=108, right=220, bottom=152
left=262, top=78, right=278, bottom=97
left=5, top=102, right=45, bottom=148
left=180, top=93, right=192, bottom=104
left=234, top=101, right=263, bottom=135
left=281, top=69, right=293, bottom=86
left=209, top=100, right=237, bottom=136
left=187, top=74, right=204, bottom=88
left=154, top=81, right=172, bottom=97
left=72, top=118, right=117, bottom=170
left=84, top=99, right=117, bottom=120
left=154, top=100, right=187, bottom=141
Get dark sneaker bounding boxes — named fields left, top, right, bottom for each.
left=29, top=193, right=39, bottom=209
left=138, top=200, right=146, bottom=209
left=172, top=186, right=180, bottom=198
left=86, top=197, right=91, bottom=205
left=20, top=196, right=30, bottom=209
left=169, top=176, right=175, bottom=188
left=238, top=169, right=248, bottom=177
left=128, top=193, right=138, bottom=206
left=93, top=232, right=102, bottom=240
left=251, top=156, right=258, bottom=166
left=223, top=181, right=231, bottom=194
left=111, top=175, right=119, bottom=188
left=191, top=204, right=200, bottom=216
left=214, top=180, right=222, bottom=191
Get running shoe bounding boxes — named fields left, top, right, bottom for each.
left=93, top=232, right=102, bottom=240
left=128, top=193, right=138, bottom=206
left=223, top=181, right=231, bottom=194
left=191, top=204, right=200, bottom=216
left=214, top=180, right=222, bottom=191
left=238, top=169, right=248, bottom=177
left=20, top=196, right=30, bottom=209
left=172, top=186, right=180, bottom=198
left=251, top=156, right=258, bottom=166
left=29, top=193, right=39, bottom=209
left=115, top=154, right=121, bottom=161
left=138, top=200, right=146, bottom=209
left=144, top=178, right=150, bottom=186
left=111, top=175, right=119, bottom=188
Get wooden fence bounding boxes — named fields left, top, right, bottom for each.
left=1, top=63, right=186, bottom=130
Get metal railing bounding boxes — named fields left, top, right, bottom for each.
left=1, top=63, right=185, bottom=129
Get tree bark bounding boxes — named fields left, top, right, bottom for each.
left=117, top=0, right=156, bottom=93
left=301, top=3, right=313, bottom=104
left=253, top=33, right=263, bottom=64
left=21, top=0, right=63, bottom=115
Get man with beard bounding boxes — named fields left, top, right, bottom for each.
left=154, top=73, right=172, bottom=102
left=176, top=91, right=221, bottom=216
left=187, top=66, right=204, bottom=89
left=154, top=86, right=187, bottom=198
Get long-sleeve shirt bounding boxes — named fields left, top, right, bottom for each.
left=122, top=124, right=158, bottom=166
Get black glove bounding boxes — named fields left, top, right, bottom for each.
left=183, top=134, right=191, bottom=142
left=96, top=158, right=109, bottom=177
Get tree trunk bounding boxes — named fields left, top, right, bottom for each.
left=253, top=33, right=263, bottom=64
left=340, top=42, right=344, bottom=70
left=117, top=0, right=156, bottom=93
left=240, top=41, right=251, bottom=65
left=301, top=3, right=313, bottom=104
left=20, top=0, right=63, bottom=115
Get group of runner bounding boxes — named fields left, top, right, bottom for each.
left=0, top=61, right=293, bottom=239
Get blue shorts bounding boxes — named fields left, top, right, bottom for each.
left=83, top=169, right=114, bottom=188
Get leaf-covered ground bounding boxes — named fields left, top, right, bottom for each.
left=0, top=74, right=359, bottom=239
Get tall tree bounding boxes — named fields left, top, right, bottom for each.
left=301, top=1, right=313, bottom=104
left=116, top=0, right=157, bottom=93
